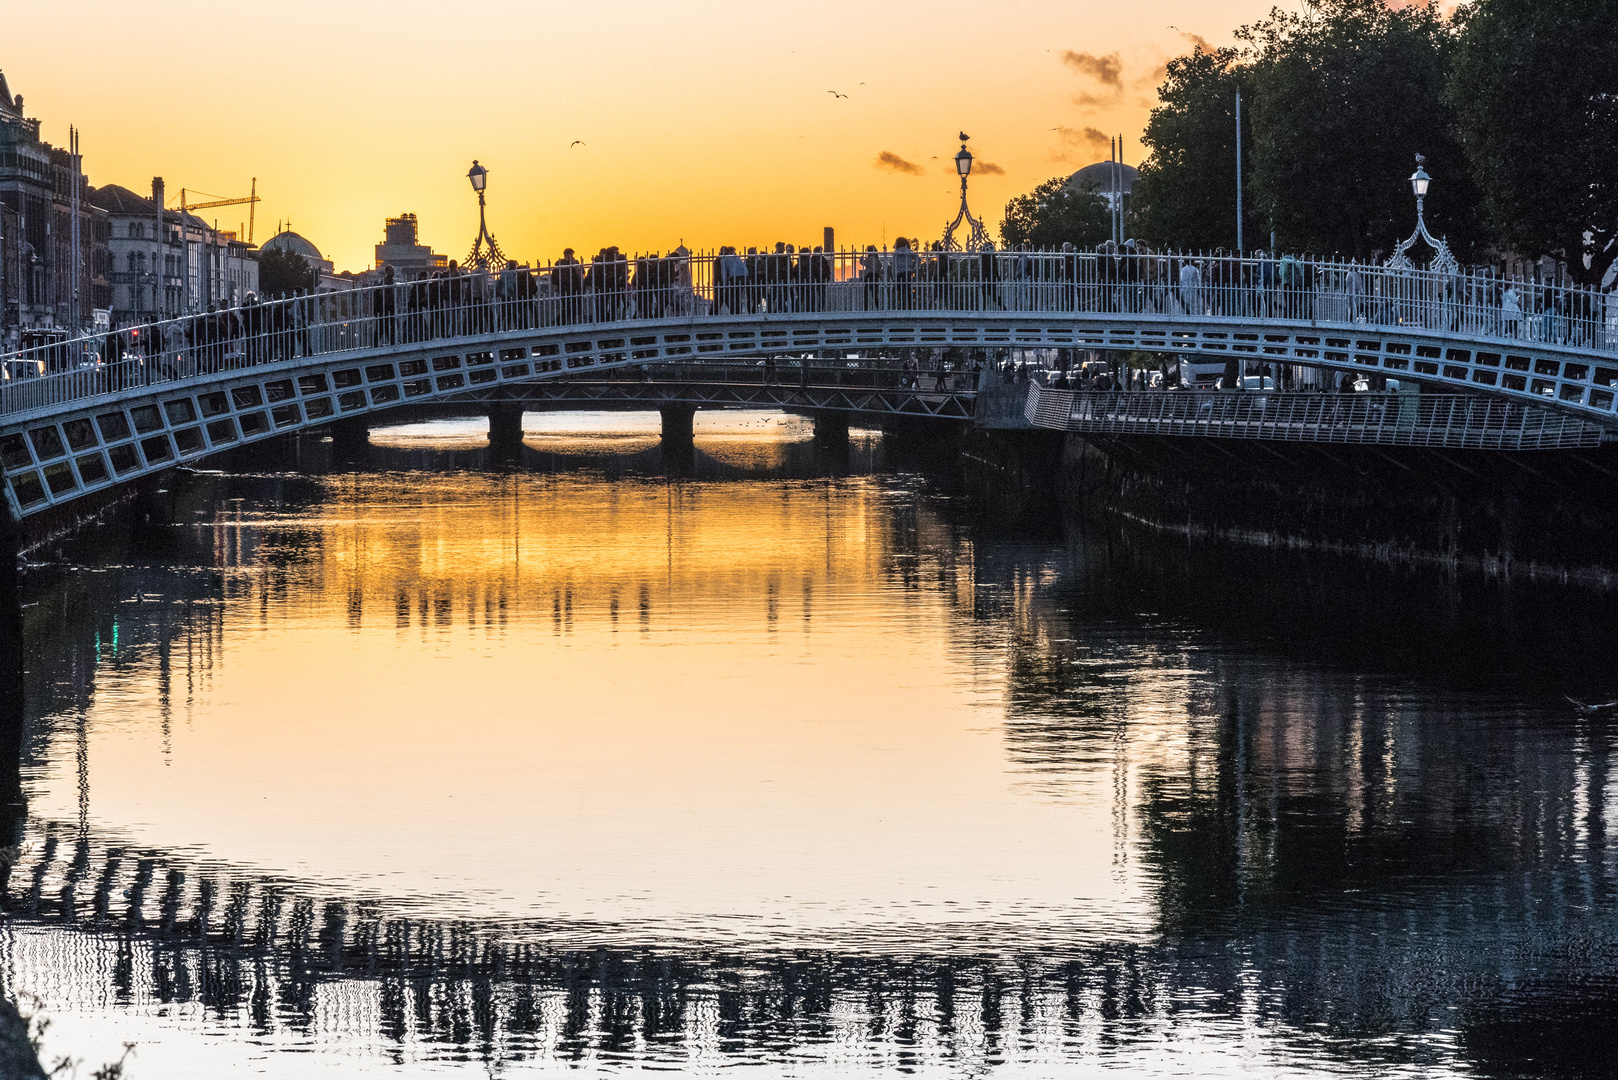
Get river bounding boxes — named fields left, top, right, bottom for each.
left=4, top=411, right=1614, bottom=1077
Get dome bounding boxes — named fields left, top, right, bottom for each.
left=262, top=230, right=323, bottom=260
left=1065, top=161, right=1138, bottom=194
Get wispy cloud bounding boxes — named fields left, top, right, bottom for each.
left=1179, top=30, right=1213, bottom=53
left=973, top=160, right=1005, bottom=176
left=874, top=151, right=922, bottom=175
left=1054, top=126, right=1111, bottom=155
left=1060, top=50, right=1123, bottom=88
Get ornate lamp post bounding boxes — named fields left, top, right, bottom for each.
left=1387, top=154, right=1456, bottom=272
left=465, top=160, right=506, bottom=271
left=942, top=133, right=990, bottom=251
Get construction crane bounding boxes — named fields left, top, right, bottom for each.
left=170, top=178, right=260, bottom=243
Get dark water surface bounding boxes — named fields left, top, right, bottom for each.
left=6, top=412, right=1617, bottom=1077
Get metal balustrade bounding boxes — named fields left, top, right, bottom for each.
left=1025, top=385, right=1606, bottom=450
left=3, top=248, right=1615, bottom=420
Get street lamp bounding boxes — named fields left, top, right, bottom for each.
left=465, top=159, right=505, bottom=271
left=1387, top=154, right=1455, bottom=273
left=942, top=132, right=990, bottom=251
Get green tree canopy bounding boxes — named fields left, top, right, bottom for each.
left=999, top=176, right=1111, bottom=250
left=257, top=248, right=312, bottom=298
left=1133, top=46, right=1259, bottom=252
left=1240, top=0, right=1482, bottom=260
left=1448, top=0, right=1618, bottom=285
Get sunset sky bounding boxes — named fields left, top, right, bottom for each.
left=8, top=0, right=1279, bottom=271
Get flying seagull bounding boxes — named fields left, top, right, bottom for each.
left=828, top=90, right=847, bottom=98
left=1565, top=695, right=1618, bottom=715
left=570, top=140, right=586, bottom=148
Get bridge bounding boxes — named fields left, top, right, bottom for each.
left=2, top=248, right=1614, bottom=519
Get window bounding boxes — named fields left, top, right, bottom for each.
left=126, top=252, right=136, bottom=272
left=128, top=223, right=144, bottom=239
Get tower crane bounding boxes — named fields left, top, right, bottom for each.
left=169, top=178, right=260, bottom=243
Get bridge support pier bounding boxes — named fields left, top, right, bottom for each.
left=811, top=410, right=849, bottom=447
left=329, top=416, right=370, bottom=457
left=487, top=402, right=526, bottom=454
left=659, top=405, right=696, bottom=473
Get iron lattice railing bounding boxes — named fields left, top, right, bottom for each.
left=3, top=248, right=1615, bottom=418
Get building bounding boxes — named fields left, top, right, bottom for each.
left=261, top=227, right=355, bottom=293
left=1066, top=160, right=1137, bottom=215
left=0, top=70, right=111, bottom=347
left=374, top=213, right=446, bottom=277
left=90, top=178, right=260, bottom=325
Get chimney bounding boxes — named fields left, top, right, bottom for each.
left=152, top=176, right=164, bottom=209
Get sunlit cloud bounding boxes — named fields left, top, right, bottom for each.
left=1054, top=126, right=1111, bottom=154
left=1061, top=50, right=1123, bottom=87
left=875, top=151, right=922, bottom=175
left=973, top=160, right=1006, bottom=176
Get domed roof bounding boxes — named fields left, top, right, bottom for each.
left=262, top=230, right=322, bottom=260
left=1066, top=160, right=1138, bottom=193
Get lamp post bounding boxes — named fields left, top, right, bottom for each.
left=465, top=160, right=506, bottom=272
left=1387, top=154, right=1455, bottom=272
left=942, top=133, right=990, bottom=251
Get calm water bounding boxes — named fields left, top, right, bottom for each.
left=5, top=411, right=1617, bottom=1078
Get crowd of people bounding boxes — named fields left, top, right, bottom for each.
left=6, top=242, right=1615, bottom=387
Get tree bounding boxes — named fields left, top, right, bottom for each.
left=999, top=177, right=1111, bottom=250
left=1240, top=0, right=1482, bottom=260
left=1133, top=46, right=1260, bottom=252
left=1448, top=0, right=1618, bottom=285
left=257, top=248, right=312, bottom=298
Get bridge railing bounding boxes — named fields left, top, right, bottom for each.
left=3, top=248, right=1614, bottom=418
left=1028, top=386, right=1605, bottom=450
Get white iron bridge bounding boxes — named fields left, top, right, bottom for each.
left=3, top=249, right=1615, bottom=518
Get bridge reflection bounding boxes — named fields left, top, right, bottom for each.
left=4, top=469, right=1618, bottom=1075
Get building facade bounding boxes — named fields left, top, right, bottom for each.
left=0, top=70, right=111, bottom=348
left=91, top=179, right=259, bottom=326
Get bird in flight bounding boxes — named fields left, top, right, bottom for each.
left=570, top=140, right=586, bottom=148
left=828, top=90, right=847, bottom=98
left=1565, top=695, right=1618, bottom=715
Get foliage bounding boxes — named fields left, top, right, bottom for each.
left=1238, top=0, right=1482, bottom=261
left=1448, top=0, right=1618, bottom=285
left=999, top=176, right=1111, bottom=250
left=257, top=248, right=312, bottom=298
left=1133, top=46, right=1259, bottom=252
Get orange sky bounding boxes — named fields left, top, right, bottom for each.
left=7, top=0, right=1276, bottom=271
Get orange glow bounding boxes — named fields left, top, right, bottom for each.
left=6, top=1, right=1273, bottom=271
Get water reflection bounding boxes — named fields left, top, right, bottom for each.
left=3, top=414, right=1616, bottom=1076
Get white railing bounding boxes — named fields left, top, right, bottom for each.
left=3, top=248, right=1614, bottom=418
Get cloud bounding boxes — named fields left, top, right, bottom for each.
left=1179, top=31, right=1214, bottom=53
left=1054, top=126, right=1111, bottom=155
left=973, top=160, right=1005, bottom=176
left=874, top=151, right=921, bottom=175
left=1061, top=50, right=1123, bottom=88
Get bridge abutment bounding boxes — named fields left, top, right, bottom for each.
left=1056, top=434, right=1618, bottom=587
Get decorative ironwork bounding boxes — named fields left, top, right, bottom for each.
left=1386, top=154, right=1457, bottom=275
left=942, top=133, right=991, bottom=251
left=466, top=159, right=507, bottom=272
